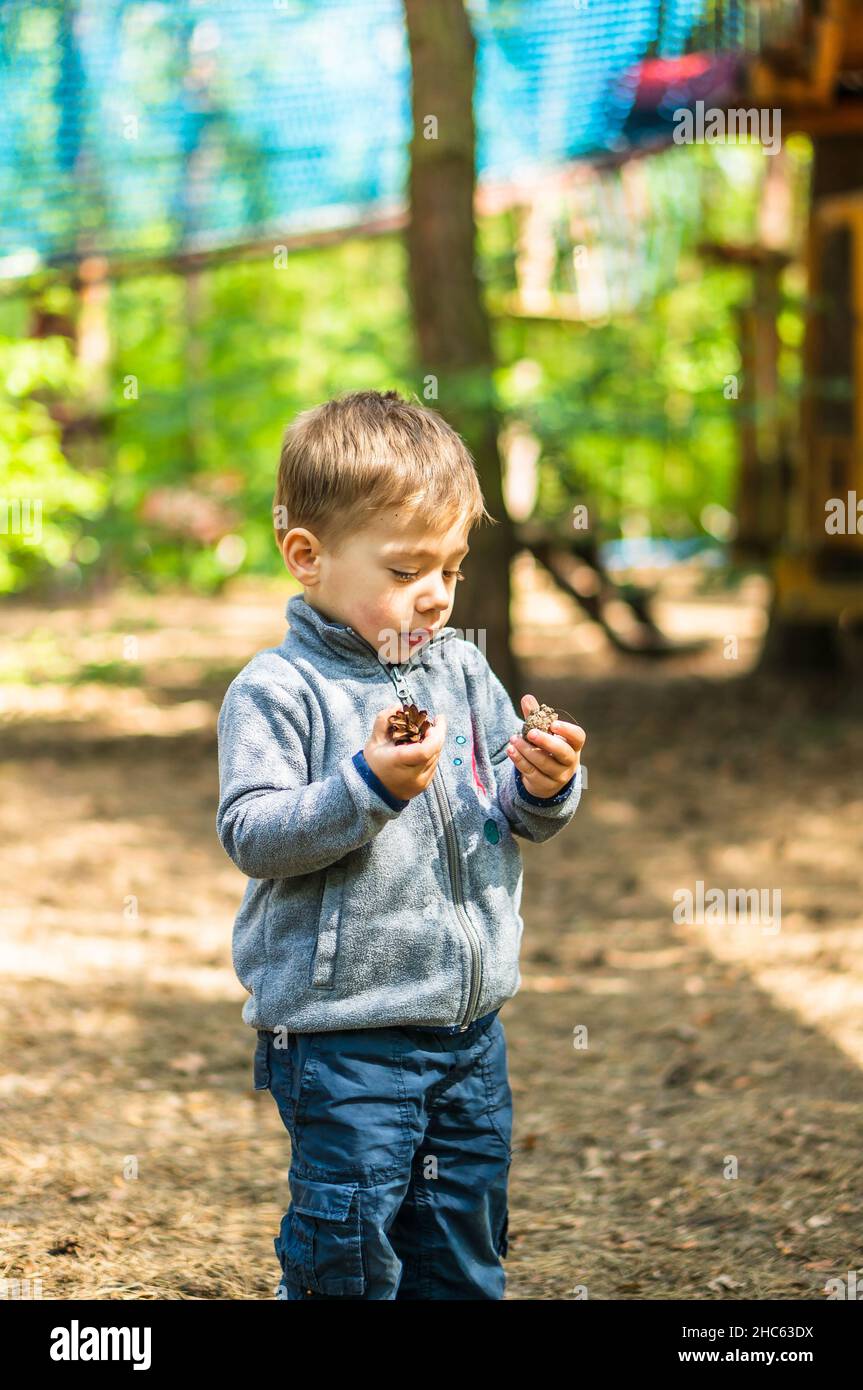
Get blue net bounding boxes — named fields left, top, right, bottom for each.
left=0, top=0, right=765, bottom=271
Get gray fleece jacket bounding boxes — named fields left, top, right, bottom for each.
left=216, top=592, right=582, bottom=1033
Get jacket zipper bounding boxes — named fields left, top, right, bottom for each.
left=430, top=772, right=483, bottom=1031
left=345, top=626, right=483, bottom=1031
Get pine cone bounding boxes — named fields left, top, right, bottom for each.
left=387, top=703, right=433, bottom=745
left=521, top=702, right=558, bottom=738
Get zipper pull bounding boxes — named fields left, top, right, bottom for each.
left=393, top=671, right=412, bottom=703
left=388, top=663, right=416, bottom=705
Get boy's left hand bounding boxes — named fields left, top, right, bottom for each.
left=506, top=694, right=586, bottom=799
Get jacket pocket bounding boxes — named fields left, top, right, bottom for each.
left=310, top=862, right=346, bottom=988
left=279, top=1176, right=365, bottom=1296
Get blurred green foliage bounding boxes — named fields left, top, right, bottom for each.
left=0, top=322, right=105, bottom=592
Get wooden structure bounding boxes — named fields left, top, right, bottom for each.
left=749, top=0, right=863, bottom=659
left=751, top=0, right=863, bottom=119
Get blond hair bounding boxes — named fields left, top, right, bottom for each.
left=273, top=390, right=494, bottom=552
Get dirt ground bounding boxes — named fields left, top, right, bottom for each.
left=1, top=557, right=862, bottom=1300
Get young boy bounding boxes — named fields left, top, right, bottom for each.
left=216, top=390, right=585, bottom=1300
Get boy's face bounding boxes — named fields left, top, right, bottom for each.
left=284, top=506, right=471, bottom=664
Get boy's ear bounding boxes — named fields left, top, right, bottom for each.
left=281, top=527, right=322, bottom=586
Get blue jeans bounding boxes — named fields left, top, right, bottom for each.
left=253, top=1009, right=513, bottom=1299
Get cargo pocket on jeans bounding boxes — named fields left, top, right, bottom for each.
left=252, top=1030, right=271, bottom=1090
left=277, top=1176, right=365, bottom=1296
left=310, top=863, right=346, bottom=988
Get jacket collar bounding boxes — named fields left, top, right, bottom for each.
left=283, top=592, right=457, bottom=672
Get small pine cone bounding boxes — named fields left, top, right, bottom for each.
left=521, top=703, right=558, bottom=738
left=387, top=703, right=433, bottom=745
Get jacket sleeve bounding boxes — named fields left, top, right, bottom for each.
left=216, top=670, right=408, bottom=879
left=470, top=646, right=583, bottom=844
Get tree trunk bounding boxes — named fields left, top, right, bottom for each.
left=403, top=0, right=522, bottom=700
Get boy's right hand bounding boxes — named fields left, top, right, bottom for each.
left=364, top=705, right=448, bottom=802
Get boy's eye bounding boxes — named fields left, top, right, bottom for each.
left=390, top=569, right=466, bottom=583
